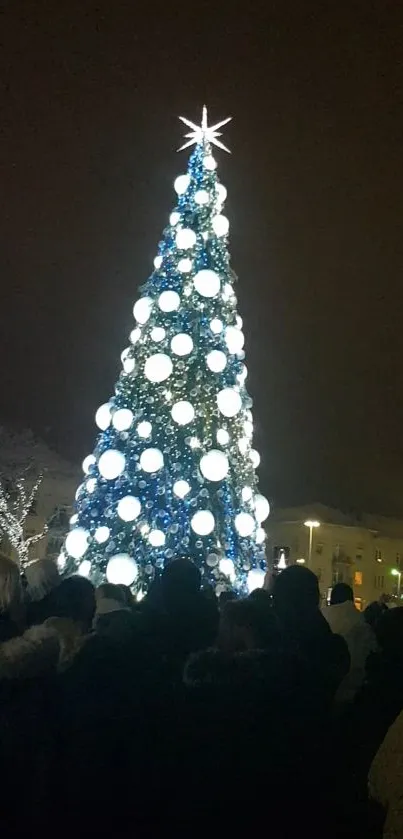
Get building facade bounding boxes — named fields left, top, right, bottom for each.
left=267, top=503, right=403, bottom=610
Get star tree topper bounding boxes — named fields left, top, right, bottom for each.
left=178, top=106, right=232, bottom=153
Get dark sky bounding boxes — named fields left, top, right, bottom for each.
left=2, top=1, right=403, bottom=514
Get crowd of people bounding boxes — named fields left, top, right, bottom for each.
left=0, top=554, right=402, bottom=837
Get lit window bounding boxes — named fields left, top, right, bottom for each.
left=375, top=549, right=382, bottom=563
left=354, top=571, right=363, bottom=586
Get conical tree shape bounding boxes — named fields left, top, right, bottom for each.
left=62, top=112, right=270, bottom=594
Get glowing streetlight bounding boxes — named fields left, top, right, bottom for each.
left=304, top=520, right=320, bottom=566
left=391, top=568, right=402, bottom=599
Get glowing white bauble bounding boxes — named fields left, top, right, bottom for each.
left=210, top=318, right=223, bottom=334
left=225, top=326, right=245, bottom=354
left=78, top=560, right=91, bottom=578
left=144, top=353, right=173, bottom=383
left=151, top=327, right=165, bottom=342
left=82, top=454, right=96, bottom=474
left=148, top=529, right=165, bottom=547
left=123, top=356, right=135, bottom=374
left=137, top=421, right=152, bottom=438
left=121, top=347, right=130, bottom=364
left=247, top=568, right=265, bottom=593
left=223, top=283, right=234, bottom=300
left=86, top=478, right=97, bottom=494
left=236, top=315, right=243, bottom=328
left=207, top=553, right=219, bottom=567
left=178, top=258, right=192, bottom=273
left=69, top=514, right=78, bottom=526
left=57, top=553, right=66, bottom=571
left=94, top=526, right=110, bottom=544
left=174, top=174, right=190, bottom=195
left=204, top=155, right=217, bottom=171
left=194, top=189, right=209, bottom=205
left=140, top=448, right=164, bottom=473
left=133, top=297, right=152, bottom=324
left=173, top=480, right=191, bottom=499
left=171, top=400, right=195, bottom=426
left=191, top=510, right=215, bottom=536
left=238, top=438, right=249, bottom=455
left=206, top=350, right=227, bottom=373
left=171, top=333, right=193, bottom=356
left=200, top=450, right=229, bottom=482
left=130, top=327, right=141, bottom=344
left=237, top=365, right=248, bottom=385
left=256, top=528, right=266, bottom=545
left=235, top=512, right=255, bottom=538
left=112, top=408, right=133, bottom=431
left=98, top=450, right=125, bottom=480
left=212, top=214, right=229, bottom=237
left=117, top=495, right=141, bottom=522
left=106, top=554, right=138, bottom=586
left=217, top=428, right=230, bottom=446
left=95, top=403, right=111, bottom=430
left=216, top=183, right=227, bottom=203
left=170, top=211, right=180, bottom=225
left=194, top=269, right=220, bottom=298
left=154, top=255, right=162, bottom=269
left=219, top=558, right=235, bottom=581
left=217, top=388, right=242, bottom=418
left=65, top=528, right=89, bottom=560
left=158, top=290, right=180, bottom=312
left=250, top=449, right=260, bottom=468
left=244, top=420, right=253, bottom=438
left=176, top=228, right=196, bottom=249
left=242, top=486, right=253, bottom=502
left=255, top=494, right=270, bottom=523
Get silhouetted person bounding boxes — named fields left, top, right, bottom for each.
left=337, top=607, right=403, bottom=832
left=358, top=607, right=403, bottom=746
left=25, top=559, right=61, bottom=627
left=323, top=582, right=377, bottom=704
left=49, top=575, right=96, bottom=631
left=144, top=558, right=219, bottom=679
left=52, top=576, right=142, bottom=832
left=364, top=600, right=388, bottom=634
left=272, top=565, right=349, bottom=708
left=93, top=582, right=150, bottom=671
left=161, top=558, right=219, bottom=653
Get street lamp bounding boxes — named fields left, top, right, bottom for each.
left=304, top=520, right=320, bottom=566
left=391, top=568, right=401, bottom=599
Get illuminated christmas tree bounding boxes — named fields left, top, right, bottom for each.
left=61, top=109, right=270, bottom=595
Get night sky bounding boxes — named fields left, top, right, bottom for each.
left=2, top=2, right=403, bottom=514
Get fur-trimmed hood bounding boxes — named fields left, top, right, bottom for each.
left=0, top=624, right=60, bottom=680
